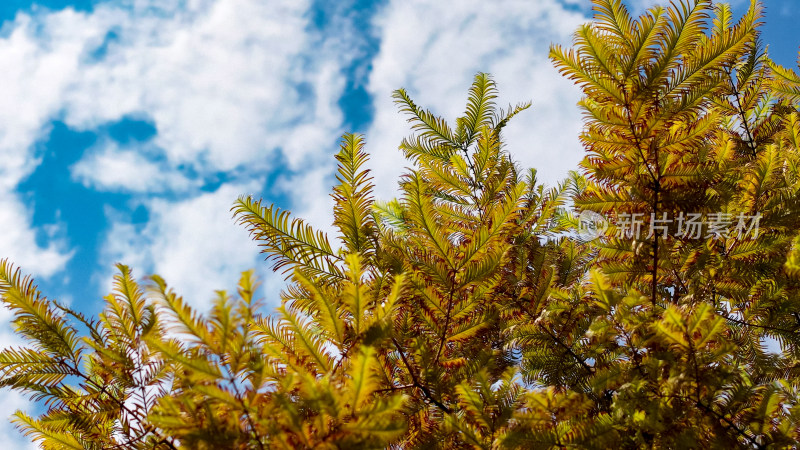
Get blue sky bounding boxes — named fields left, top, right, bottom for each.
left=0, top=0, right=797, bottom=445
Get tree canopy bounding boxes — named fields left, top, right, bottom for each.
left=1, top=0, right=800, bottom=448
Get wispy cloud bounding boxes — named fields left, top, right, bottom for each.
left=100, top=182, right=267, bottom=305
left=0, top=195, right=71, bottom=279
left=71, top=139, right=199, bottom=193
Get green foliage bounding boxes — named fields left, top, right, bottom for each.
left=1, top=1, right=800, bottom=448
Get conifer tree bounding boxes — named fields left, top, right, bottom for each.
left=0, top=0, right=799, bottom=448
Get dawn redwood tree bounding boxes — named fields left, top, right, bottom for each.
left=531, top=0, right=800, bottom=446
left=0, top=0, right=799, bottom=448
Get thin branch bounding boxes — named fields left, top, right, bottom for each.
left=511, top=298, right=594, bottom=376
left=230, top=378, right=265, bottom=450
left=695, top=400, right=765, bottom=449
left=722, top=314, right=798, bottom=334
left=391, top=337, right=451, bottom=413
left=687, top=333, right=764, bottom=449
left=724, top=66, right=759, bottom=158
left=373, top=384, right=415, bottom=394
left=433, top=275, right=457, bottom=367
left=623, top=93, right=659, bottom=187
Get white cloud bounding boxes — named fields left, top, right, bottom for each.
left=66, top=0, right=357, bottom=305
left=364, top=0, right=588, bottom=199
left=71, top=139, right=198, bottom=193
left=0, top=9, right=102, bottom=191
left=61, top=0, right=344, bottom=174
left=100, top=183, right=274, bottom=307
left=0, top=193, right=71, bottom=279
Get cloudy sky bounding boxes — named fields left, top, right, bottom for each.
left=0, top=0, right=797, bottom=445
